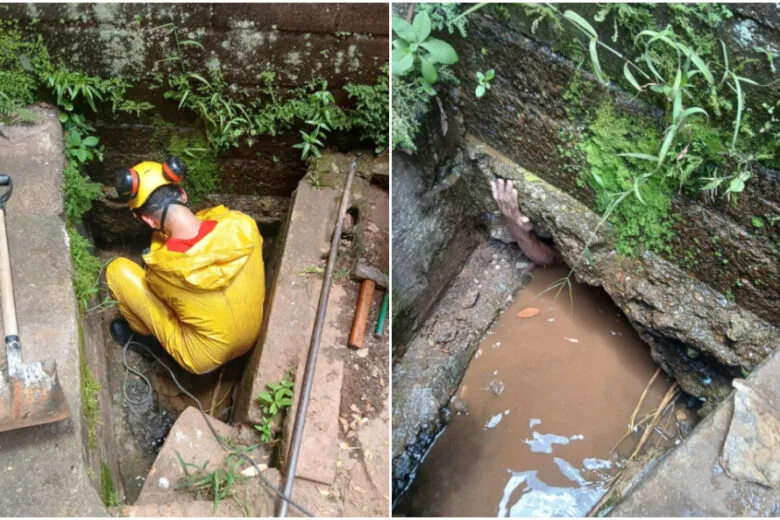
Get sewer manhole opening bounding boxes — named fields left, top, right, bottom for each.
left=395, top=261, right=701, bottom=517
left=87, top=214, right=282, bottom=505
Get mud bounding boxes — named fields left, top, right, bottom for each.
left=396, top=266, right=687, bottom=517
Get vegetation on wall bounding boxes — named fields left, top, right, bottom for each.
left=154, top=23, right=388, bottom=159
left=2, top=16, right=388, bottom=317
left=517, top=4, right=778, bottom=262
left=392, top=4, right=489, bottom=151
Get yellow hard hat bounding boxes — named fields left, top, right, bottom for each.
left=116, top=157, right=187, bottom=211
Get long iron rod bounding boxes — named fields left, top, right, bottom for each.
left=277, top=159, right=358, bottom=517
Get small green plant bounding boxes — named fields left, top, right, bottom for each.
left=298, top=265, right=324, bottom=277
left=344, top=64, right=389, bottom=153
left=392, top=11, right=459, bottom=96
left=753, top=45, right=778, bottom=74
left=475, top=69, right=495, bottom=98
left=254, top=373, right=295, bottom=443
left=176, top=444, right=257, bottom=513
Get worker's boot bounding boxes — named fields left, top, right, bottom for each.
left=110, top=319, right=167, bottom=360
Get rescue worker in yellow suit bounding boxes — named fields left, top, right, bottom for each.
left=107, top=157, right=265, bottom=375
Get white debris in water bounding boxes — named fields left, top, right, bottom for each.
left=610, top=330, right=623, bottom=336
left=583, top=458, right=612, bottom=471
left=554, top=457, right=588, bottom=486
left=547, top=318, right=555, bottom=323
left=523, top=431, right=577, bottom=453
left=493, top=342, right=502, bottom=348
left=486, top=413, right=503, bottom=429
left=563, top=337, right=580, bottom=343
left=475, top=349, right=482, bottom=359
left=504, top=409, right=511, bottom=416
left=498, top=468, right=606, bottom=517
left=570, top=434, right=584, bottom=441
left=529, top=418, right=542, bottom=428
left=493, top=370, right=499, bottom=375
left=158, top=477, right=170, bottom=489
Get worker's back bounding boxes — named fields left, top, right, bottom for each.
left=143, top=205, right=265, bottom=374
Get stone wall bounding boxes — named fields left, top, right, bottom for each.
left=445, top=4, right=779, bottom=325
left=7, top=3, right=388, bottom=240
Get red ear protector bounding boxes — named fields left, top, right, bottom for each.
left=162, top=156, right=187, bottom=183
left=116, top=167, right=139, bottom=201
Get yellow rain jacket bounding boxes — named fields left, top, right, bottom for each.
left=107, top=205, right=265, bottom=374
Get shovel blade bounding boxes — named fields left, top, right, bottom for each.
left=0, top=360, right=71, bottom=433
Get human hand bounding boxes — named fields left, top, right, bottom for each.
left=490, top=179, right=532, bottom=232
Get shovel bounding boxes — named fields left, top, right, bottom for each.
left=0, top=175, right=71, bottom=432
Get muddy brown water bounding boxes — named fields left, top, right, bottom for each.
left=396, top=265, right=674, bottom=517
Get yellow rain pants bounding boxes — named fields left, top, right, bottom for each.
left=106, top=205, right=265, bottom=374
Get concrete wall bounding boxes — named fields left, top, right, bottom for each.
left=9, top=3, right=388, bottom=92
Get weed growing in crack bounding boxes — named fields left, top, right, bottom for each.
left=254, top=372, right=295, bottom=444
left=176, top=444, right=258, bottom=514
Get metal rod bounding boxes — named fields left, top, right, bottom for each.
left=277, top=159, right=358, bottom=517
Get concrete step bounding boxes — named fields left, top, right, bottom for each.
left=0, top=107, right=105, bottom=515
left=128, top=406, right=275, bottom=516
left=127, top=406, right=341, bottom=517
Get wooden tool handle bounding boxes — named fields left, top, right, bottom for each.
left=348, top=279, right=375, bottom=349
left=0, top=209, right=18, bottom=338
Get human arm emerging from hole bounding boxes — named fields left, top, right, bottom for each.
left=490, top=179, right=561, bottom=266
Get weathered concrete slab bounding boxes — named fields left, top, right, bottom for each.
left=611, top=350, right=780, bottom=516
left=234, top=172, right=344, bottom=427
left=392, top=239, right=533, bottom=500
left=0, top=107, right=105, bottom=515
left=295, top=284, right=346, bottom=485
left=128, top=406, right=276, bottom=516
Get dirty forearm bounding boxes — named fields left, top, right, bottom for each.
left=507, top=221, right=560, bottom=266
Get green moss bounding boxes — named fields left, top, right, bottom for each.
left=167, top=132, right=218, bottom=204
left=99, top=461, right=120, bottom=508
left=580, top=102, right=675, bottom=256
left=77, top=319, right=101, bottom=450
left=68, top=227, right=102, bottom=313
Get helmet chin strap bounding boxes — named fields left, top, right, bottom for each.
left=159, top=200, right=190, bottom=235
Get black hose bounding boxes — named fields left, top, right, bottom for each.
left=122, top=338, right=313, bottom=517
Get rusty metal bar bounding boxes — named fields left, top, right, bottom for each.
left=277, top=159, right=358, bottom=517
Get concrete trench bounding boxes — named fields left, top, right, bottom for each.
left=0, top=107, right=390, bottom=516
left=392, top=130, right=780, bottom=516
left=78, top=150, right=390, bottom=513
left=391, top=5, right=779, bottom=513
